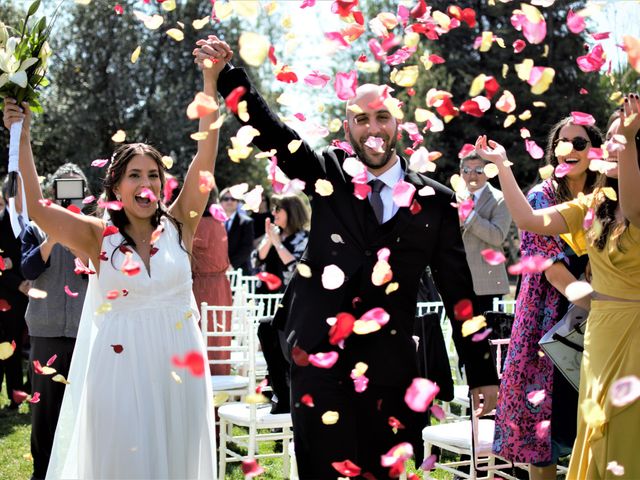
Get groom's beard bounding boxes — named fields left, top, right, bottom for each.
left=348, top=130, right=398, bottom=170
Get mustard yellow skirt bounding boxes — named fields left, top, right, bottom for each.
left=568, top=300, right=640, bottom=479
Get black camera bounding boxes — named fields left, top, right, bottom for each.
left=54, top=178, right=85, bottom=208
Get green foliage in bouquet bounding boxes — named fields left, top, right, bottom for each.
left=0, top=0, right=59, bottom=114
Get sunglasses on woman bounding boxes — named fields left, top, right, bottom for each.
left=554, top=137, right=590, bottom=152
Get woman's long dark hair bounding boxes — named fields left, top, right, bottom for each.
left=544, top=117, right=602, bottom=203
left=103, top=143, right=184, bottom=259
left=589, top=110, right=638, bottom=251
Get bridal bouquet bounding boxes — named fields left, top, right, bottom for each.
left=0, top=0, right=56, bottom=234
left=0, top=0, right=54, bottom=113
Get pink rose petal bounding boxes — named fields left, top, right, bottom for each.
left=567, top=10, right=586, bottom=34
left=364, top=136, right=385, bottom=153
left=609, top=375, right=640, bottom=407
left=571, top=111, right=596, bottom=126
left=508, top=255, right=553, bottom=275
left=64, top=285, right=79, bottom=298
left=139, top=187, right=157, bottom=202
left=353, top=182, right=371, bottom=200
left=430, top=403, right=446, bottom=421
left=405, top=378, right=440, bottom=412
left=381, top=442, right=414, bottom=468
left=607, top=461, right=625, bottom=476
left=480, top=249, right=506, bottom=265
left=209, top=204, right=228, bottom=222
left=420, top=454, right=437, bottom=471
left=82, top=195, right=95, bottom=204
left=352, top=373, right=369, bottom=393
left=334, top=70, right=358, bottom=100
left=304, top=70, right=331, bottom=88
left=577, top=44, right=606, bottom=73
left=46, top=354, right=57, bottom=367
left=555, top=163, right=573, bottom=178
left=527, top=389, right=546, bottom=407
left=308, top=351, right=339, bottom=369
left=525, top=139, right=545, bottom=159
left=591, top=32, right=610, bottom=41
left=472, top=328, right=493, bottom=342
left=91, top=158, right=109, bottom=168
left=513, top=39, right=526, bottom=53
left=392, top=180, right=416, bottom=208
left=583, top=208, right=595, bottom=230
left=457, top=198, right=474, bottom=223
left=241, top=459, right=265, bottom=478
left=360, top=307, right=390, bottom=327
left=458, top=143, right=475, bottom=159
left=535, top=420, right=550, bottom=438
left=28, top=391, right=41, bottom=404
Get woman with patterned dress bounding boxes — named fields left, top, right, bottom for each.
left=3, top=36, right=231, bottom=479
left=492, top=117, right=602, bottom=479
left=476, top=96, right=640, bottom=479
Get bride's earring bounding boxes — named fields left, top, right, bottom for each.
left=116, top=194, right=121, bottom=201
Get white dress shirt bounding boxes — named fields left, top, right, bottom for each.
left=366, top=157, right=403, bottom=223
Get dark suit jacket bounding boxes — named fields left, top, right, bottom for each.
left=218, top=68, right=498, bottom=390
left=227, top=212, right=254, bottom=275
left=0, top=209, right=28, bottom=324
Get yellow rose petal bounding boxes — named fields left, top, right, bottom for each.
left=321, top=410, right=340, bottom=425
left=231, top=0, right=260, bottom=18
left=161, top=156, right=174, bottom=169
left=539, top=165, right=554, bottom=180
left=111, top=130, right=126, bottom=143
left=191, top=131, right=209, bottom=141
left=504, top=114, right=516, bottom=128
left=554, top=140, right=573, bottom=157
left=352, top=362, right=368, bottom=377
left=385, top=282, right=399, bottom=295
left=469, top=74, right=486, bottom=97
left=581, top=398, right=605, bottom=427
left=131, top=46, right=141, bottom=64
left=519, top=110, right=532, bottom=121
left=171, top=371, right=182, bottom=384
left=166, top=28, right=184, bottom=42
left=288, top=139, right=303, bottom=154
left=0, top=342, right=15, bottom=361
left=329, top=118, right=342, bottom=133
left=449, top=174, right=466, bottom=194
left=601, top=187, right=617, bottom=201
left=484, top=164, right=499, bottom=178
left=238, top=101, right=249, bottom=122
left=189, top=211, right=198, bottom=218
left=214, top=2, right=233, bottom=20
left=192, top=16, right=210, bottom=30
left=297, top=263, right=312, bottom=278
left=209, top=114, right=226, bottom=131
left=255, top=149, right=277, bottom=159
left=353, top=319, right=382, bottom=335
left=315, top=179, right=334, bottom=196
left=214, top=392, right=230, bottom=407
left=40, top=366, right=56, bottom=375
left=95, top=302, right=112, bottom=315
left=161, top=0, right=176, bottom=11
left=52, top=374, right=70, bottom=384
left=239, top=32, right=270, bottom=67
left=28, top=288, right=48, bottom=299
left=462, top=315, right=487, bottom=337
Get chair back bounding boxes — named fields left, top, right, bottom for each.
left=246, top=292, right=285, bottom=318
left=492, top=298, right=516, bottom=313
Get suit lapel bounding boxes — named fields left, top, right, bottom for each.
left=474, top=186, right=493, bottom=213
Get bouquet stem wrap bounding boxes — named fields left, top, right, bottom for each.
left=7, top=119, right=29, bottom=236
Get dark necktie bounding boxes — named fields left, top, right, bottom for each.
left=369, top=179, right=385, bottom=224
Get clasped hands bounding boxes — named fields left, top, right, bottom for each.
left=192, top=35, right=233, bottom=78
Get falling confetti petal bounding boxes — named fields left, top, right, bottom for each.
left=322, top=265, right=345, bottom=290
left=405, top=378, right=440, bottom=412
left=322, top=410, right=340, bottom=425
left=609, top=375, right=640, bottom=408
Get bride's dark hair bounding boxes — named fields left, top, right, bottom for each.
left=103, top=143, right=184, bottom=259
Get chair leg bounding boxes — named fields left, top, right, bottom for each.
left=282, top=427, right=291, bottom=479
left=218, top=418, right=228, bottom=480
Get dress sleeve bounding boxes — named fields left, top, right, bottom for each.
left=556, top=197, right=590, bottom=256
left=520, top=187, right=567, bottom=264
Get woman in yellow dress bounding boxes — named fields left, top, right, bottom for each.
left=474, top=95, right=640, bottom=479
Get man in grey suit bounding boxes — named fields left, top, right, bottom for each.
left=459, top=152, right=513, bottom=314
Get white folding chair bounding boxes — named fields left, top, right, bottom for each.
left=422, top=338, right=532, bottom=479
left=226, top=268, right=242, bottom=295
left=200, top=303, right=261, bottom=399
left=217, top=312, right=293, bottom=479
left=493, top=298, right=516, bottom=313
left=246, top=292, right=285, bottom=319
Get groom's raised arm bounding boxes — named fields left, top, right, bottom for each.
left=217, top=66, right=326, bottom=188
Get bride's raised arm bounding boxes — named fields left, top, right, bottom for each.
left=2, top=100, right=104, bottom=262
left=168, top=36, right=231, bottom=240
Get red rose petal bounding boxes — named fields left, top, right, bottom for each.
left=0, top=299, right=11, bottom=312
left=256, top=272, right=282, bottom=291
left=171, top=350, right=205, bottom=376
left=291, top=346, right=310, bottom=367
left=225, top=86, right=247, bottom=114
left=454, top=299, right=473, bottom=321
left=301, top=393, right=315, bottom=407
left=111, top=344, right=124, bottom=354
left=332, top=459, right=362, bottom=477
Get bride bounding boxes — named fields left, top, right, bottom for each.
left=2, top=36, right=232, bottom=479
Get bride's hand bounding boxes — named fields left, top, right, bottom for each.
left=474, top=135, right=509, bottom=166
left=2, top=98, right=31, bottom=132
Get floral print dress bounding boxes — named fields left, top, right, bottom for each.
left=493, top=179, right=583, bottom=464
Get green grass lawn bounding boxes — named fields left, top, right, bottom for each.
left=0, top=378, right=454, bottom=479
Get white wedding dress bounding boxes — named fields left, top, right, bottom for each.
left=47, top=217, right=216, bottom=479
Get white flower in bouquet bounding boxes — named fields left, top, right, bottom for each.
left=0, top=37, right=40, bottom=89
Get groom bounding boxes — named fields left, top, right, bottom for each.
left=208, top=45, right=499, bottom=479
